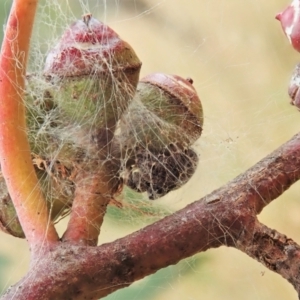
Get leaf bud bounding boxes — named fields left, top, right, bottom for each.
left=276, top=0, right=300, bottom=52
left=44, top=14, right=141, bottom=131
left=114, top=73, right=203, bottom=199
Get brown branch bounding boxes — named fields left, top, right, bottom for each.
left=2, top=131, right=300, bottom=299
left=241, top=220, right=300, bottom=294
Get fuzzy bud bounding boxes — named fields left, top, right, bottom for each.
left=114, top=73, right=203, bottom=200
left=44, top=14, right=141, bottom=132
left=140, top=73, right=203, bottom=144
left=0, top=16, right=141, bottom=238
left=44, top=14, right=140, bottom=77
left=117, top=73, right=203, bottom=151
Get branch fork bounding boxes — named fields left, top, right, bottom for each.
left=2, top=1, right=300, bottom=299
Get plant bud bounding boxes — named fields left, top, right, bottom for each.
left=114, top=73, right=203, bottom=199
left=117, top=73, right=203, bottom=151
left=276, top=0, right=300, bottom=52
left=44, top=14, right=141, bottom=134
left=35, top=14, right=142, bottom=176
left=288, top=63, right=300, bottom=108
left=0, top=16, right=141, bottom=237
left=0, top=179, right=24, bottom=238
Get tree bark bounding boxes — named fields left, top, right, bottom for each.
left=2, top=132, right=300, bottom=299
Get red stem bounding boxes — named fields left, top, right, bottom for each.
left=0, top=0, right=59, bottom=250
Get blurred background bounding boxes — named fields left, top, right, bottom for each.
left=1, top=0, right=300, bottom=299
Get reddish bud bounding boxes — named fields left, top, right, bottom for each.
left=288, top=63, right=300, bottom=108
left=115, top=73, right=203, bottom=199
left=43, top=14, right=141, bottom=131
left=44, top=14, right=141, bottom=77
left=140, top=73, right=203, bottom=144
left=276, top=0, right=300, bottom=52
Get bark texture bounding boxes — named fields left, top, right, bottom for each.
left=2, top=132, right=300, bottom=299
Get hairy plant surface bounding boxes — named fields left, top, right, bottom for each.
left=1, top=1, right=300, bottom=300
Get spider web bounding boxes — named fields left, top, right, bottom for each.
left=1, top=0, right=300, bottom=299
